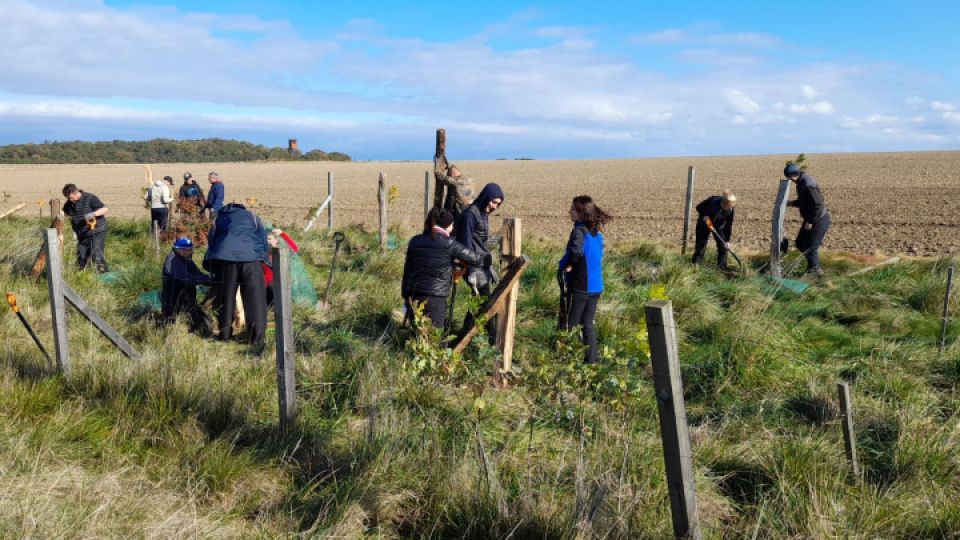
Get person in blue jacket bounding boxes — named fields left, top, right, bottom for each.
left=204, top=172, right=225, bottom=219
left=692, top=190, right=737, bottom=270
left=203, top=202, right=270, bottom=353
left=161, top=237, right=212, bottom=334
left=456, top=183, right=504, bottom=344
left=559, top=195, right=611, bottom=364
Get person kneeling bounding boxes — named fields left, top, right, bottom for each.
left=162, top=237, right=213, bottom=334
left=402, top=208, right=487, bottom=329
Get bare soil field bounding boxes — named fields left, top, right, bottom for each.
left=1, top=151, right=958, bottom=255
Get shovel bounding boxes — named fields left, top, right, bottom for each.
left=323, top=232, right=346, bottom=305
left=705, top=217, right=744, bottom=273
left=556, top=268, right=571, bottom=330
left=6, top=292, right=54, bottom=367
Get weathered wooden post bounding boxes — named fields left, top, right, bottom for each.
left=645, top=300, right=701, bottom=540
left=837, top=382, right=859, bottom=477
left=681, top=166, right=695, bottom=256
left=43, top=229, right=70, bottom=375
left=49, top=199, right=59, bottom=220
left=941, top=266, right=954, bottom=353
left=496, top=218, right=521, bottom=380
left=273, top=244, right=297, bottom=430
left=424, top=170, right=431, bottom=220
left=770, top=179, right=791, bottom=278
left=378, top=172, right=387, bottom=254
left=433, top=128, right=449, bottom=209
left=152, top=220, right=161, bottom=259
left=327, top=172, right=334, bottom=229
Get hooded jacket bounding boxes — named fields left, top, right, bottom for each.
left=402, top=230, right=486, bottom=299
left=560, top=223, right=604, bottom=294
left=203, top=203, right=269, bottom=267
left=146, top=180, right=174, bottom=209
left=695, top=196, right=735, bottom=241
left=456, top=183, right=504, bottom=269
left=792, top=172, right=827, bottom=224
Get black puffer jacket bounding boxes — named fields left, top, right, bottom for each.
left=402, top=231, right=486, bottom=298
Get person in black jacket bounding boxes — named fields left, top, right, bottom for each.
left=785, top=163, right=831, bottom=276
left=162, top=237, right=212, bottom=333
left=402, top=208, right=487, bottom=328
left=61, top=183, right=109, bottom=272
left=203, top=202, right=270, bottom=353
left=692, top=190, right=737, bottom=270
left=178, top=172, right=206, bottom=215
left=456, top=183, right=505, bottom=344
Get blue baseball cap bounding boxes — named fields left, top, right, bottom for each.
left=173, top=237, right=194, bottom=250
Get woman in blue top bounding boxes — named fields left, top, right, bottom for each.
left=559, top=195, right=611, bottom=364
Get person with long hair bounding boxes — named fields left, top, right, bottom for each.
left=402, top=207, right=488, bottom=328
left=559, top=195, right=611, bottom=363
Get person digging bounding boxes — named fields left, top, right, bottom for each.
left=692, top=190, right=737, bottom=271
left=784, top=163, right=831, bottom=277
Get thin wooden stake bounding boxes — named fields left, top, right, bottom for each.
left=327, top=172, right=334, bottom=229
left=453, top=255, right=531, bottom=354
left=681, top=167, right=695, bottom=256
left=378, top=172, right=387, bottom=253
left=433, top=128, right=448, bottom=209
left=770, top=179, right=790, bottom=278
left=496, top=218, right=521, bottom=379
left=273, top=245, right=297, bottom=430
left=645, top=300, right=701, bottom=540
left=62, top=284, right=141, bottom=361
left=152, top=220, right=161, bottom=259
left=0, top=203, right=26, bottom=219
left=44, top=229, right=70, bottom=374
left=941, top=266, right=954, bottom=353
left=837, top=382, right=860, bottom=477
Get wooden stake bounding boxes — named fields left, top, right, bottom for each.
left=44, top=229, right=70, bottom=374
left=453, top=255, right=531, bottom=354
left=433, top=128, right=448, bottom=209
left=62, top=284, right=141, bottom=361
left=645, top=300, right=701, bottom=540
left=31, top=216, right=63, bottom=281
left=837, top=382, right=860, bottom=477
left=941, top=266, right=954, bottom=354
left=496, top=218, right=521, bottom=379
left=273, top=245, right=297, bottom=430
left=378, top=172, right=387, bottom=253
left=0, top=203, right=26, bottom=219
left=770, top=179, right=791, bottom=278
left=424, top=170, right=431, bottom=220
left=327, top=172, right=334, bottom=229
left=152, top=220, right=161, bottom=259
left=681, top=167, right=695, bottom=256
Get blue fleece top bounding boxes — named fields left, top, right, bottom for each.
left=206, top=182, right=225, bottom=212
left=560, top=223, right=604, bottom=294
left=203, top=203, right=269, bottom=265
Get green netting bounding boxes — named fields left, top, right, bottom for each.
left=96, top=272, right=120, bottom=284
left=763, top=276, right=811, bottom=297
left=138, top=290, right=162, bottom=311
left=289, top=252, right=319, bottom=306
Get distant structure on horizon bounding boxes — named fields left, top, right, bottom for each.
left=288, top=139, right=299, bottom=155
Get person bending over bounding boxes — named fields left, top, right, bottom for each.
left=692, top=190, right=737, bottom=270
left=161, top=237, right=213, bottom=334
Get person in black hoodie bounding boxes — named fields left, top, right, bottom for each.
left=784, top=163, right=831, bottom=276
left=691, top=190, right=737, bottom=270
left=402, top=208, right=487, bottom=328
left=456, top=183, right=504, bottom=344
left=203, top=202, right=270, bottom=353
left=61, top=183, right=110, bottom=272
left=161, top=237, right=212, bottom=334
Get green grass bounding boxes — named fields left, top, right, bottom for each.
left=1, top=214, right=959, bottom=538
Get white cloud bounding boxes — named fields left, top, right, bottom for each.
left=788, top=101, right=836, bottom=115
left=865, top=113, right=898, bottom=124
left=725, top=90, right=761, bottom=114
left=801, top=85, right=821, bottom=99
left=932, top=101, right=956, bottom=111
left=944, top=112, right=960, bottom=125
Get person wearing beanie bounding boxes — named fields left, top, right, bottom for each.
left=178, top=172, right=206, bottom=215
left=61, top=183, right=110, bottom=272
left=456, top=182, right=505, bottom=343
left=692, top=190, right=737, bottom=270
left=204, top=172, right=225, bottom=220
left=784, top=163, right=831, bottom=276
left=402, top=207, right=487, bottom=328
left=145, top=175, right=174, bottom=231
left=161, top=237, right=213, bottom=333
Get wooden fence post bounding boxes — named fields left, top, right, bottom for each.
left=453, top=255, right=532, bottom=354
left=378, top=172, right=387, bottom=253
left=496, top=218, right=521, bottom=380
left=424, top=170, right=431, bottom=220
left=941, top=266, right=954, bottom=353
left=273, top=245, right=297, bottom=430
left=43, top=229, right=70, bottom=375
left=433, top=128, right=448, bottom=209
left=645, top=300, right=701, bottom=540
left=837, top=382, right=860, bottom=477
left=62, top=284, right=141, bottom=360
left=770, top=179, right=791, bottom=278
left=328, top=172, right=334, bottom=229
left=681, top=166, right=695, bottom=256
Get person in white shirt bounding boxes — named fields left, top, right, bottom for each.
left=145, top=175, right=175, bottom=231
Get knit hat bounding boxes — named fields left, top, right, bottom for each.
left=173, top=237, right=194, bottom=250
left=784, top=163, right=803, bottom=177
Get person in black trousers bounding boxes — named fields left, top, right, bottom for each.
left=402, top=208, right=487, bottom=329
left=560, top=195, right=611, bottom=364
left=691, top=190, right=737, bottom=270
left=161, top=237, right=212, bottom=334
left=203, top=202, right=270, bottom=353
left=785, top=163, right=831, bottom=276
left=61, top=183, right=110, bottom=272
left=456, top=183, right=505, bottom=344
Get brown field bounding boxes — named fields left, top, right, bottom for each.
left=1, top=151, right=958, bottom=255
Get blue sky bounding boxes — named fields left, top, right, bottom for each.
left=1, top=0, right=958, bottom=159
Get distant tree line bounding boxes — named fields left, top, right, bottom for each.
left=0, top=138, right=351, bottom=164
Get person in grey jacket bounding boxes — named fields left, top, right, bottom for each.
left=785, top=163, right=831, bottom=276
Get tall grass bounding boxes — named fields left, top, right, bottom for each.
left=1, top=214, right=959, bottom=538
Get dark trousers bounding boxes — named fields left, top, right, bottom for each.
left=211, top=260, right=267, bottom=347
left=411, top=295, right=448, bottom=328
left=691, top=220, right=728, bottom=269
left=462, top=284, right=498, bottom=346
left=567, top=290, right=601, bottom=364
left=77, top=230, right=108, bottom=272
left=796, top=212, right=831, bottom=272
left=151, top=208, right=169, bottom=231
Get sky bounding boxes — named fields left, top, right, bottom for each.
left=1, top=0, right=959, bottom=159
